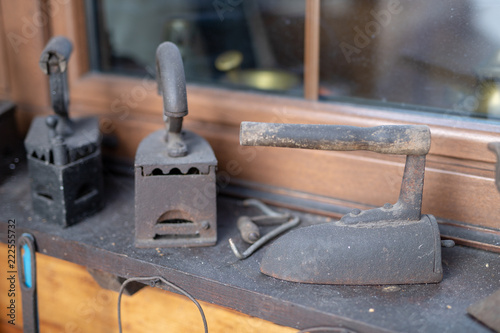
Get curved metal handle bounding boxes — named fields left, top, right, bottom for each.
left=39, top=36, right=73, bottom=135
left=39, top=36, right=73, bottom=74
left=156, top=42, right=188, bottom=157
left=240, top=122, right=431, bottom=156
left=240, top=122, right=432, bottom=223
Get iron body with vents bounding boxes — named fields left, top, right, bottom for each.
left=24, top=36, right=104, bottom=227
left=134, top=42, right=217, bottom=248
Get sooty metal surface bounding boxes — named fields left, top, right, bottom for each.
left=24, top=36, right=103, bottom=227
left=134, top=42, right=217, bottom=248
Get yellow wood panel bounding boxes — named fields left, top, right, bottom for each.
left=0, top=0, right=50, bottom=108
left=0, top=243, right=295, bottom=332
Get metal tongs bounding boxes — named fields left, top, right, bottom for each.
left=229, top=199, right=300, bottom=259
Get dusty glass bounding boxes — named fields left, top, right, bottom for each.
left=89, top=0, right=305, bottom=96
left=319, top=0, right=500, bottom=119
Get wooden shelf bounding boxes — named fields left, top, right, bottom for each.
left=1, top=163, right=498, bottom=332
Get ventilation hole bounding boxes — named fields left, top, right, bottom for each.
left=187, top=167, right=200, bottom=175
left=75, top=183, right=97, bottom=203
left=156, top=210, right=193, bottom=224
left=31, top=151, right=38, bottom=159
left=40, top=154, right=45, bottom=161
left=167, top=168, right=182, bottom=175
left=49, top=150, right=54, bottom=164
left=151, top=168, right=164, bottom=176
left=157, top=219, right=193, bottom=224
left=154, top=233, right=200, bottom=240
left=37, top=192, right=53, bottom=201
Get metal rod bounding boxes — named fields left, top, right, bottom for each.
left=229, top=216, right=300, bottom=260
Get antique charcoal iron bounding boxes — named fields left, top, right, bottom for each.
left=134, top=42, right=217, bottom=248
left=24, top=36, right=103, bottom=227
left=240, top=122, right=443, bottom=285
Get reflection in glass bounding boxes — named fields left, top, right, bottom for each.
left=89, top=0, right=500, bottom=120
left=320, top=0, right=500, bottom=119
left=90, top=0, right=304, bottom=96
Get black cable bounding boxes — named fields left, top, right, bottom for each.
left=117, top=276, right=208, bottom=333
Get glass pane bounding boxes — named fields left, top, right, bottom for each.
left=320, top=0, right=500, bottom=120
left=89, top=0, right=304, bottom=96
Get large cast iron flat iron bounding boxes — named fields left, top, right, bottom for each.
left=240, top=122, right=443, bottom=285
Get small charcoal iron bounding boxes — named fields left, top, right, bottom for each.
left=240, top=122, right=444, bottom=285
left=24, top=36, right=104, bottom=227
left=134, top=42, right=217, bottom=248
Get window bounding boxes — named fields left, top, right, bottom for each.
left=90, top=0, right=500, bottom=121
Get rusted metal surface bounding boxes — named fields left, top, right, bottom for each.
left=241, top=122, right=443, bottom=285
left=237, top=216, right=260, bottom=244
left=24, top=36, right=103, bottom=227
left=240, top=122, right=431, bottom=155
left=17, top=233, right=39, bottom=333
left=134, top=42, right=217, bottom=248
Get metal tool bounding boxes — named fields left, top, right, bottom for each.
left=240, top=122, right=443, bottom=285
left=24, top=36, right=104, bottom=227
left=17, top=233, right=39, bottom=333
left=134, top=42, right=217, bottom=248
left=229, top=199, right=300, bottom=259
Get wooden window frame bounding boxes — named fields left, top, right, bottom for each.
left=2, top=0, right=499, bottom=235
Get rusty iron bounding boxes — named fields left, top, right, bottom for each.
left=134, top=42, right=217, bottom=248
left=240, top=122, right=443, bottom=285
left=229, top=199, right=300, bottom=259
left=24, top=36, right=104, bottom=227
left=17, top=233, right=39, bottom=333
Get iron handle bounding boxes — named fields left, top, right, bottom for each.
left=39, top=36, right=73, bottom=135
left=240, top=122, right=431, bottom=156
left=39, top=36, right=73, bottom=74
left=156, top=42, right=188, bottom=157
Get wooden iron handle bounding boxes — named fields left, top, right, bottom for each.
left=240, top=122, right=431, bottom=155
